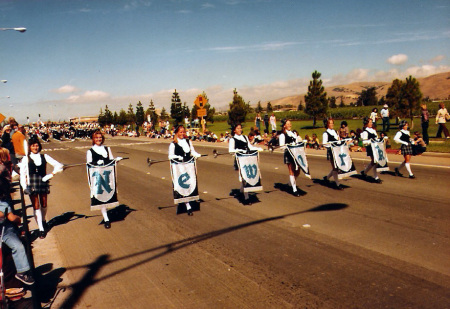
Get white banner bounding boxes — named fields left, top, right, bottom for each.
left=331, top=141, right=357, bottom=179
left=236, top=151, right=262, bottom=192
left=370, top=138, right=389, bottom=172
left=286, top=142, right=311, bottom=179
left=170, top=158, right=199, bottom=204
left=87, top=162, right=119, bottom=211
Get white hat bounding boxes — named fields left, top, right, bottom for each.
left=383, top=104, right=388, bottom=108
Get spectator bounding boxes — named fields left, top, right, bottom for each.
left=380, top=132, right=391, bottom=149
left=263, top=113, right=269, bottom=134
left=255, top=113, right=262, bottom=132
left=413, top=132, right=426, bottom=155
left=435, top=102, right=449, bottom=139
left=12, top=124, right=27, bottom=162
left=420, top=103, right=429, bottom=145
left=380, top=104, right=390, bottom=132
left=370, top=108, right=378, bottom=130
left=311, top=133, right=321, bottom=150
left=269, top=113, right=277, bottom=131
left=339, top=121, right=349, bottom=139
left=1, top=125, right=16, bottom=165
left=267, top=130, right=279, bottom=148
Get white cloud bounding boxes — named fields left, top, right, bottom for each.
left=430, top=55, right=445, bottom=63
left=51, top=85, right=79, bottom=94
left=67, top=90, right=110, bottom=102
left=206, top=41, right=301, bottom=53
left=201, top=3, right=215, bottom=9
left=387, top=54, right=408, bottom=65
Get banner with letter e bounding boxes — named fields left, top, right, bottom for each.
left=331, top=141, right=357, bottom=179
left=286, top=142, right=311, bottom=179
left=170, top=158, right=199, bottom=204
left=370, top=138, right=389, bottom=172
left=236, top=150, right=262, bottom=192
left=87, top=161, right=119, bottom=211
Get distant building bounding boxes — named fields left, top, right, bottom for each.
left=69, top=116, right=98, bottom=123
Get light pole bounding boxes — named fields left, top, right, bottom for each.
left=0, top=27, right=26, bottom=33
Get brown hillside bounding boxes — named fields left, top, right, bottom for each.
left=266, top=72, right=450, bottom=108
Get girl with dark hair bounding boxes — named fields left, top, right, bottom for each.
left=228, top=124, right=263, bottom=203
left=279, top=119, right=302, bottom=196
left=168, top=125, right=201, bottom=215
left=360, top=118, right=382, bottom=183
left=393, top=120, right=415, bottom=178
left=20, top=137, right=63, bottom=238
left=87, top=130, right=122, bottom=228
left=322, top=118, right=343, bottom=189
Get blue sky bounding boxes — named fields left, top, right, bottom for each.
left=1, top=0, right=449, bottom=123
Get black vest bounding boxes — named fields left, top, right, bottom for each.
left=173, top=140, right=192, bottom=162
left=364, top=128, right=377, bottom=140
left=399, top=131, right=410, bottom=143
left=283, top=132, right=296, bottom=144
left=28, top=154, right=46, bottom=176
left=90, top=147, right=113, bottom=166
left=325, top=130, right=338, bottom=142
left=233, top=136, right=250, bottom=153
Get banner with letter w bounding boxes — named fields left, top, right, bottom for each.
left=236, top=150, right=262, bottom=192
left=87, top=161, right=119, bottom=211
left=370, top=138, right=389, bottom=172
left=286, top=142, right=311, bottom=179
left=331, top=141, right=357, bottom=179
left=170, top=158, right=199, bottom=204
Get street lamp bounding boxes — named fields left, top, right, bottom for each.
left=0, top=27, right=26, bottom=33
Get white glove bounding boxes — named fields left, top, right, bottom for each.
left=193, top=153, right=202, bottom=158
left=97, top=160, right=104, bottom=165
left=115, top=157, right=123, bottom=161
left=53, top=166, right=64, bottom=174
left=42, top=174, right=54, bottom=182
left=257, top=148, right=264, bottom=152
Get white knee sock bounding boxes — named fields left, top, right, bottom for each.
left=185, top=202, right=191, bottom=210
left=289, top=175, right=297, bottom=192
left=333, top=171, right=340, bottom=186
left=35, top=209, right=44, bottom=231
left=373, top=167, right=378, bottom=179
left=101, top=206, right=109, bottom=222
left=405, top=163, right=413, bottom=176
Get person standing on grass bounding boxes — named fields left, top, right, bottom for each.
left=420, top=103, right=430, bottom=145
left=380, top=104, right=390, bottom=132
left=435, top=102, right=450, bottom=139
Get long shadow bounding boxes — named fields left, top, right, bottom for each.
left=227, top=189, right=261, bottom=205
left=351, top=174, right=381, bottom=184
left=34, top=263, right=66, bottom=304
left=312, top=178, right=350, bottom=190
left=274, top=183, right=307, bottom=196
left=48, top=212, right=86, bottom=231
left=60, top=203, right=348, bottom=307
left=99, top=204, right=136, bottom=225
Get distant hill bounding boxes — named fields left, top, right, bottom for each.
left=266, top=72, right=450, bottom=109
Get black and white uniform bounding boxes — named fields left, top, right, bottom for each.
left=322, top=129, right=340, bottom=160
left=394, top=130, right=413, bottom=155
left=87, top=145, right=114, bottom=166
left=168, top=138, right=201, bottom=162
left=229, top=134, right=260, bottom=170
left=20, top=153, right=63, bottom=194
left=361, top=127, right=378, bottom=157
left=279, top=130, right=300, bottom=165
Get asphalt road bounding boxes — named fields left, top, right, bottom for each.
left=27, top=136, right=450, bottom=309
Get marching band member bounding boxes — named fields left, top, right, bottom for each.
left=20, top=137, right=63, bottom=238
left=393, top=120, right=415, bottom=178
left=322, top=118, right=343, bottom=190
left=87, top=130, right=122, bottom=228
left=360, top=118, right=382, bottom=183
left=279, top=119, right=302, bottom=196
left=228, top=124, right=263, bottom=204
left=168, top=125, right=201, bottom=215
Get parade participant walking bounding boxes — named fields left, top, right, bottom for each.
left=279, top=119, right=302, bottom=196
left=435, top=102, right=450, bottom=139
left=394, top=120, right=415, bottom=178
left=360, top=118, right=382, bottom=183
left=20, top=137, right=63, bottom=238
left=322, top=119, right=343, bottom=190
left=380, top=104, right=390, bottom=132
left=229, top=124, right=263, bottom=204
left=87, top=130, right=122, bottom=228
left=168, top=125, right=202, bottom=216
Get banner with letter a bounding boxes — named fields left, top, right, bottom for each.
left=370, top=138, right=389, bottom=172
left=170, top=158, right=199, bottom=204
left=331, top=141, right=357, bottom=179
left=87, top=161, right=119, bottom=211
left=236, top=150, right=262, bottom=192
left=286, top=142, right=311, bottom=179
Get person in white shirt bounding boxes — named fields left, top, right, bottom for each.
left=20, top=137, right=63, bottom=238
left=322, top=119, right=343, bottom=190
left=279, top=119, right=302, bottom=196
left=393, top=120, right=415, bottom=178
left=269, top=113, right=277, bottom=132
left=360, top=118, right=382, bottom=183
left=229, top=124, right=263, bottom=204
left=168, top=125, right=201, bottom=215
left=369, top=108, right=378, bottom=130
left=380, top=104, right=390, bottom=132
left=435, top=102, right=450, bottom=138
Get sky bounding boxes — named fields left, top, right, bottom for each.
left=0, top=0, right=449, bottom=123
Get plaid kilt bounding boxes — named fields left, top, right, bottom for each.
left=401, top=143, right=413, bottom=156
left=284, top=149, right=295, bottom=165
left=29, top=174, right=50, bottom=194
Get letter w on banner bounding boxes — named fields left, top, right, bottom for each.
left=286, top=142, right=311, bottom=179
left=170, top=158, right=199, bottom=204
left=331, top=141, right=357, bottom=179
left=370, top=138, right=389, bottom=172
left=87, top=161, right=119, bottom=211
left=236, top=150, right=262, bottom=192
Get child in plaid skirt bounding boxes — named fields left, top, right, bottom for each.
left=393, top=120, right=415, bottom=179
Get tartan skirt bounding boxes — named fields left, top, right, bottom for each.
left=401, top=143, right=413, bottom=156
left=284, top=150, right=295, bottom=165
left=29, top=174, right=50, bottom=194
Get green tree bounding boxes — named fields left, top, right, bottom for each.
left=339, top=96, right=345, bottom=108
left=266, top=102, right=273, bottom=113
left=117, top=109, right=128, bottom=126
left=170, top=89, right=183, bottom=126
left=160, top=107, right=169, bottom=121
left=135, top=101, right=145, bottom=126
left=255, top=101, right=263, bottom=113
left=113, top=111, right=118, bottom=125
left=227, top=88, right=248, bottom=126
left=329, top=96, right=337, bottom=108
left=127, top=103, right=136, bottom=124
left=304, top=70, right=328, bottom=127
left=386, top=79, right=404, bottom=119
left=297, top=99, right=304, bottom=111
left=402, top=76, right=422, bottom=123
left=145, top=100, right=158, bottom=129
left=98, top=108, right=105, bottom=127
left=356, top=87, right=378, bottom=106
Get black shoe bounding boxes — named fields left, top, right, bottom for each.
left=293, top=190, right=300, bottom=197
left=39, top=230, right=46, bottom=239
left=360, top=171, right=366, bottom=178
left=374, top=178, right=383, bottom=184
left=243, top=199, right=252, bottom=205
left=409, top=174, right=416, bottom=179
left=395, top=168, right=403, bottom=177
left=323, top=176, right=329, bottom=183
left=104, top=221, right=111, bottom=229
left=15, top=272, right=35, bottom=285
left=43, top=220, right=49, bottom=231
left=187, top=209, right=193, bottom=216
left=336, top=184, right=344, bottom=190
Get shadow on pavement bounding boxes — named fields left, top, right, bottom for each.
left=312, top=178, right=350, bottom=190
left=34, top=263, right=66, bottom=306
left=99, top=204, right=136, bottom=225
left=59, top=202, right=348, bottom=308
left=274, top=183, right=307, bottom=196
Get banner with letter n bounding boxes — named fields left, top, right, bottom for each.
left=87, top=161, right=119, bottom=211
left=331, top=141, right=357, bottom=179
left=170, top=158, right=199, bottom=204
left=236, top=150, right=263, bottom=192
left=370, top=138, right=389, bottom=172
left=286, top=142, right=311, bottom=179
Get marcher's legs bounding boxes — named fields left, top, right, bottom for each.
left=436, top=124, right=443, bottom=138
